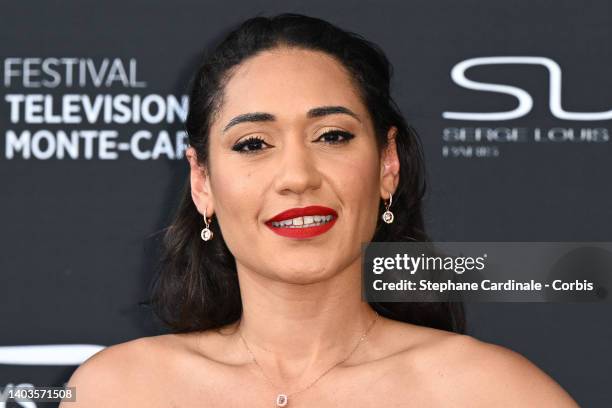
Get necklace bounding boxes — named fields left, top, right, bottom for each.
left=238, top=311, right=379, bottom=407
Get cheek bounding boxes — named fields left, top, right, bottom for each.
left=337, top=164, right=377, bottom=202
left=211, top=168, right=260, bottom=241
left=332, top=149, right=381, bottom=224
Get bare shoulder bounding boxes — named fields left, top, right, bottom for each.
left=59, top=334, right=187, bottom=407
left=59, top=329, right=239, bottom=407
left=386, top=321, right=578, bottom=407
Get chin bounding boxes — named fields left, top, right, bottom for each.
left=274, top=265, right=336, bottom=285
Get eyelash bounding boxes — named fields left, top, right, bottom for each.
left=231, top=130, right=355, bottom=154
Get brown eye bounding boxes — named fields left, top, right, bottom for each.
left=317, top=130, right=355, bottom=144
left=232, top=136, right=269, bottom=154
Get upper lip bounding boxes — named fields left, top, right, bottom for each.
left=266, top=205, right=338, bottom=223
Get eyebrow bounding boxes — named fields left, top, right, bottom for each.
left=222, top=105, right=361, bottom=133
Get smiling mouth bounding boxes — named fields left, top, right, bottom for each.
left=269, top=214, right=335, bottom=228
left=265, top=205, right=338, bottom=239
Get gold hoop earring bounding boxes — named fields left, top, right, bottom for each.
left=200, top=210, right=214, bottom=241
left=382, top=193, right=394, bottom=224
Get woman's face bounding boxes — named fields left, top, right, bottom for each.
left=188, top=47, right=398, bottom=284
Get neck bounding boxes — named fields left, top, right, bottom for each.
left=233, top=256, right=378, bottom=383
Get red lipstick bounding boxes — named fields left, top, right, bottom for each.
left=265, top=205, right=338, bottom=239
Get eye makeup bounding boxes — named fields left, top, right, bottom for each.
left=231, top=130, right=355, bottom=154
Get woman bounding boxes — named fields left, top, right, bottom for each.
left=63, top=13, right=577, bottom=407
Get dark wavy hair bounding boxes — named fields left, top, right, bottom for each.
left=150, top=13, right=465, bottom=334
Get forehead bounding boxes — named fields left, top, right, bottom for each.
left=215, top=47, right=366, bottom=127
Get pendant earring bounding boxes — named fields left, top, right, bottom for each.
left=200, top=211, right=214, bottom=241
left=382, top=193, right=394, bottom=224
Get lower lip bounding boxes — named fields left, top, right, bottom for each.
left=266, top=217, right=337, bottom=239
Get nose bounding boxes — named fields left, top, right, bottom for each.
left=272, top=134, right=322, bottom=195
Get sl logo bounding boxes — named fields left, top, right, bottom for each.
left=443, top=56, right=612, bottom=121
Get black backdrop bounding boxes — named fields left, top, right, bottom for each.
left=1, top=1, right=611, bottom=406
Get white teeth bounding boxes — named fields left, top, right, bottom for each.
left=270, top=215, right=334, bottom=228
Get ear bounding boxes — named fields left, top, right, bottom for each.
left=186, top=146, right=214, bottom=218
left=379, top=126, right=400, bottom=200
